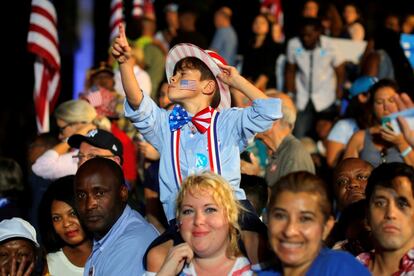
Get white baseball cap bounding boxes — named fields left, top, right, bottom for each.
left=0, top=218, right=39, bottom=247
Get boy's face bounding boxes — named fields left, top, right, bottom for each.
left=168, top=68, right=205, bottom=104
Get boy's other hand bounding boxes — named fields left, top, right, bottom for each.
left=217, top=63, right=242, bottom=88
left=111, top=24, right=132, bottom=65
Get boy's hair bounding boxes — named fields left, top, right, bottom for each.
left=176, top=172, right=242, bottom=258
left=174, top=57, right=221, bottom=108
left=365, top=162, right=414, bottom=202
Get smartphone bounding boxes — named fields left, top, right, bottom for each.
left=381, top=108, right=414, bottom=134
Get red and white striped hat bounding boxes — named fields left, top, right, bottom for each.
left=166, top=43, right=231, bottom=110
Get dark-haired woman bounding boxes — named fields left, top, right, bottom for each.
left=38, top=175, right=91, bottom=276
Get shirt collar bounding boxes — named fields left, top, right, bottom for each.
left=93, top=205, right=131, bottom=252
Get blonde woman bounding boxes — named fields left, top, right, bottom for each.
left=32, top=100, right=97, bottom=180
left=154, top=172, right=252, bottom=276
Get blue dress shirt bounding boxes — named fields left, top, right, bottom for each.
left=83, top=205, right=159, bottom=276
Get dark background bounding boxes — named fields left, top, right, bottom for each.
left=3, top=0, right=414, bottom=176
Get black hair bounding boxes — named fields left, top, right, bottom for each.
left=299, top=16, right=323, bottom=32
left=240, top=174, right=268, bottom=215
left=38, top=175, right=89, bottom=253
left=365, top=162, right=414, bottom=202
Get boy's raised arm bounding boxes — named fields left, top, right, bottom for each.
left=111, top=24, right=143, bottom=109
left=217, top=63, right=268, bottom=101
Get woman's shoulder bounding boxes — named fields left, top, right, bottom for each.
left=230, top=257, right=253, bottom=275
left=309, top=248, right=370, bottom=275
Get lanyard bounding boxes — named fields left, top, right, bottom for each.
left=171, top=110, right=221, bottom=189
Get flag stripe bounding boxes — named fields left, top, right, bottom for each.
left=27, top=0, right=60, bottom=133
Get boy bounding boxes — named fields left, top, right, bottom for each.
left=112, top=24, right=281, bottom=266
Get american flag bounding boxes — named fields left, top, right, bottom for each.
left=27, top=0, right=61, bottom=133
left=109, top=0, right=124, bottom=42
left=179, top=80, right=197, bottom=91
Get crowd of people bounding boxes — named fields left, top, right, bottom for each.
left=1, top=0, right=414, bottom=275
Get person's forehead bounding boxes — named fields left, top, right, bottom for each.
left=374, top=177, right=414, bottom=199
left=0, top=239, right=33, bottom=249
left=336, top=160, right=371, bottom=176
left=76, top=170, right=114, bottom=189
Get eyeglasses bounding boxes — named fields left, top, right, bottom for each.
left=72, top=153, right=116, bottom=161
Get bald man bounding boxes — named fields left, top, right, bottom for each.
left=74, top=158, right=158, bottom=275
left=333, top=158, right=373, bottom=212
left=257, top=91, right=315, bottom=187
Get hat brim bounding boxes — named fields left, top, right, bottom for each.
left=166, top=43, right=231, bottom=110
left=68, top=134, right=93, bottom=149
left=0, top=234, right=39, bottom=247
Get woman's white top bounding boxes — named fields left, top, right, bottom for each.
left=46, top=250, right=84, bottom=276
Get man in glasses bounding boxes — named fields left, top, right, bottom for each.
left=68, top=128, right=123, bottom=167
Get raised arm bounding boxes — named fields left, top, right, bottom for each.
left=111, top=24, right=142, bottom=109
left=217, top=63, right=268, bottom=101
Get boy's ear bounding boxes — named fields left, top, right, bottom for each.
left=202, top=80, right=216, bottom=96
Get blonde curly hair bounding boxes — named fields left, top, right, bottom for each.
left=176, top=172, right=242, bottom=258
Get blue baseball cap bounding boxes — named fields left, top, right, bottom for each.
left=349, top=76, right=378, bottom=98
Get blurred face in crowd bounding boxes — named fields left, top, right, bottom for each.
left=334, top=158, right=373, bottom=210
left=178, top=188, right=230, bottom=258
left=75, top=166, right=127, bottom=240
left=77, top=142, right=120, bottom=167
left=91, top=72, right=115, bottom=91
left=158, top=82, right=172, bottom=109
left=300, top=25, right=320, bottom=50
left=0, top=239, right=36, bottom=275
left=368, top=177, right=414, bottom=252
left=373, top=86, right=398, bottom=120
left=51, top=200, right=88, bottom=246
left=343, top=4, right=359, bottom=25
left=303, top=0, right=319, bottom=18
left=165, top=10, right=178, bottom=29
left=384, top=15, right=400, bottom=33
left=57, top=119, right=84, bottom=141
left=268, top=191, right=334, bottom=274
left=252, top=15, right=270, bottom=36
